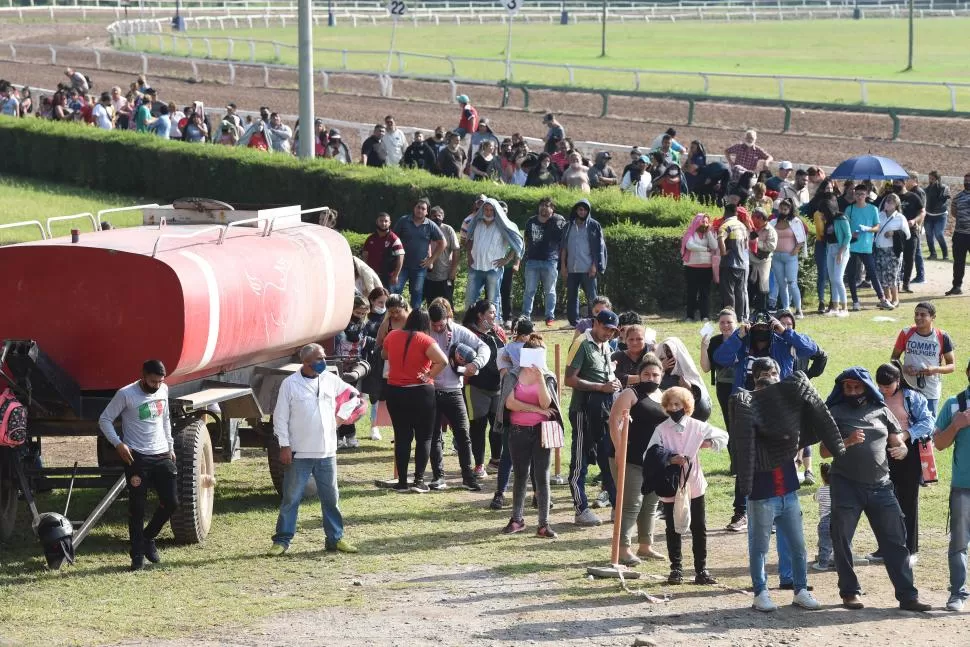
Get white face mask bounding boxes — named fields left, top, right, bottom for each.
left=373, top=306, right=386, bottom=315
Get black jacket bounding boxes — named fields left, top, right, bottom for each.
left=729, top=371, right=845, bottom=496
left=403, top=141, right=438, bottom=172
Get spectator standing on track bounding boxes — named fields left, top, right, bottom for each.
left=522, top=197, right=568, bottom=327
left=424, top=206, right=460, bottom=306
left=361, top=123, right=387, bottom=167
left=393, top=198, right=445, bottom=310
left=325, top=129, right=352, bottom=163
left=402, top=131, right=438, bottom=173
left=946, top=173, right=970, bottom=296
left=437, top=131, right=467, bottom=178
left=924, top=171, right=950, bottom=261
left=724, top=129, right=773, bottom=179
left=362, top=212, right=404, bottom=290
left=561, top=199, right=606, bottom=328
left=542, top=113, right=565, bottom=154
left=455, top=94, right=479, bottom=137
left=382, top=115, right=407, bottom=166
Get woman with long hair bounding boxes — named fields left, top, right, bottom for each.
left=608, top=354, right=668, bottom=564
left=381, top=309, right=448, bottom=493
left=681, top=212, right=718, bottom=322
left=874, top=193, right=910, bottom=308
left=768, top=198, right=808, bottom=317
left=462, top=300, right=508, bottom=477
left=684, top=140, right=707, bottom=194
left=873, top=361, right=936, bottom=562
left=813, top=180, right=851, bottom=316
left=500, top=334, right=563, bottom=537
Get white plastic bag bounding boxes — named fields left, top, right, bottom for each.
left=673, top=475, right=692, bottom=535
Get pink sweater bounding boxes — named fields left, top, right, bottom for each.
left=648, top=417, right=728, bottom=503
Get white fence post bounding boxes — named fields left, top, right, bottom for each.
left=320, top=70, right=329, bottom=93
left=49, top=45, right=56, bottom=65
left=191, top=60, right=199, bottom=82
left=777, top=77, right=784, bottom=100
left=204, top=37, right=212, bottom=57
left=8, top=44, right=15, bottom=61
left=228, top=62, right=236, bottom=85
left=249, top=39, right=256, bottom=62
left=947, top=83, right=957, bottom=111
left=263, top=65, right=270, bottom=87
left=94, top=49, right=102, bottom=69
left=227, top=38, right=235, bottom=59
left=859, top=80, right=868, bottom=105
left=141, top=54, right=148, bottom=76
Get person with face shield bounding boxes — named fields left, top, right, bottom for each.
left=872, top=361, right=935, bottom=564
left=98, top=360, right=177, bottom=571
left=820, top=367, right=931, bottom=611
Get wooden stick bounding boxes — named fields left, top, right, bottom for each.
left=609, top=410, right=630, bottom=566
left=554, top=343, right=562, bottom=476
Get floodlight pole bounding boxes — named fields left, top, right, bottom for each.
left=298, top=0, right=315, bottom=159
left=905, top=0, right=914, bottom=71
left=505, top=14, right=513, bottom=81
left=599, top=0, right=606, bottom=57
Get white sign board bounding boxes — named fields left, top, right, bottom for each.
left=519, top=348, right=547, bottom=370
left=386, top=0, right=407, bottom=19
left=504, top=0, right=523, bottom=15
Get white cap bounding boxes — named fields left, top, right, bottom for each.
left=779, top=161, right=794, bottom=170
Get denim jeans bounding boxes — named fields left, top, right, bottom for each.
left=747, top=492, right=808, bottom=595
left=925, top=215, right=948, bottom=258
left=817, top=514, right=833, bottom=564
left=949, top=488, right=970, bottom=602
left=565, top=271, right=598, bottom=326
left=769, top=251, right=801, bottom=311
left=826, top=244, right=850, bottom=305
left=830, top=474, right=918, bottom=602
left=522, top=259, right=559, bottom=320
left=272, top=456, right=344, bottom=548
left=394, top=266, right=428, bottom=310
left=814, top=240, right=828, bottom=306
left=466, top=267, right=504, bottom=321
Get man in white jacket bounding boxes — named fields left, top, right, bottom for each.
left=269, top=343, right=364, bottom=555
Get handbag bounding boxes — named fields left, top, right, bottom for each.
left=673, top=465, right=693, bottom=535
left=540, top=420, right=564, bottom=449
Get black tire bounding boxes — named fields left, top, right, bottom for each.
left=266, top=424, right=315, bottom=499
left=0, top=449, right=18, bottom=542
left=170, top=418, right=215, bottom=544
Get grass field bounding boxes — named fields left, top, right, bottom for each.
left=122, top=18, right=970, bottom=110
left=0, top=176, right=145, bottom=244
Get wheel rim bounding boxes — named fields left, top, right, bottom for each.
left=198, top=433, right=215, bottom=537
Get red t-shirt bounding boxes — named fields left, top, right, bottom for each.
left=383, top=330, right=435, bottom=386
left=362, top=232, right=405, bottom=277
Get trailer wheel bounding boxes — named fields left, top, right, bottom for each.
left=170, top=418, right=215, bottom=544
left=0, top=451, right=18, bottom=542
left=266, top=425, right=316, bottom=499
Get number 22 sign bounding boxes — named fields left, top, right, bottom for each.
left=386, top=0, right=407, bottom=18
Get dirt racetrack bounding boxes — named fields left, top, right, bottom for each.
left=3, top=19, right=970, bottom=177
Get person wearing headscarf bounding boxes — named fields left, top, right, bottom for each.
left=464, top=198, right=525, bottom=326
left=821, top=367, right=931, bottom=612
left=656, top=337, right=712, bottom=422
left=681, top=213, right=718, bottom=322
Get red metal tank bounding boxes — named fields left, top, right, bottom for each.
left=0, top=219, right=353, bottom=390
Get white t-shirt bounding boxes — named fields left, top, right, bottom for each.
left=98, top=381, right=173, bottom=455
left=93, top=103, right=113, bottom=129
left=382, top=129, right=408, bottom=166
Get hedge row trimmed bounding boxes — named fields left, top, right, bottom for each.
left=0, top=118, right=704, bottom=233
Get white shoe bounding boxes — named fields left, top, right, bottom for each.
left=752, top=590, right=777, bottom=612
left=370, top=427, right=382, bottom=441
left=346, top=437, right=360, bottom=448
left=836, top=310, right=850, bottom=318
left=793, top=589, right=821, bottom=610
left=337, top=437, right=347, bottom=449
left=908, top=553, right=919, bottom=568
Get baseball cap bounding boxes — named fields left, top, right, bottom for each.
left=595, top=310, right=619, bottom=329
left=328, top=128, right=341, bottom=138
left=456, top=94, right=470, bottom=103
left=779, top=161, right=793, bottom=170
left=638, top=155, right=651, bottom=164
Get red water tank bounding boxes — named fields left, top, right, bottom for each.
left=0, top=222, right=353, bottom=390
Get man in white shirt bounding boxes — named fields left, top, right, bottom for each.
left=98, top=359, right=176, bottom=571
left=381, top=114, right=408, bottom=166
left=92, top=92, right=113, bottom=130
left=269, top=344, right=363, bottom=555
left=464, top=199, right=520, bottom=324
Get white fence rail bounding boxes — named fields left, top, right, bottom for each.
left=96, top=32, right=970, bottom=111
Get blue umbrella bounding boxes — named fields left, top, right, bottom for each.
left=829, top=155, right=909, bottom=181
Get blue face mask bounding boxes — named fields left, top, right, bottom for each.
left=311, top=360, right=327, bottom=374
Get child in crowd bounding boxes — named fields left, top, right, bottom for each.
left=812, top=463, right=834, bottom=571
left=647, top=387, right=728, bottom=585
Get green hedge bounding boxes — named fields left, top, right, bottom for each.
left=0, top=118, right=703, bottom=232
left=1, top=118, right=822, bottom=315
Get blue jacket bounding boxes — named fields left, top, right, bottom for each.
left=902, top=388, right=935, bottom=442
left=714, top=328, right=819, bottom=394
left=561, top=199, right=607, bottom=273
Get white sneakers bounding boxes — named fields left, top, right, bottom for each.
left=753, top=591, right=777, bottom=612
left=753, top=589, right=820, bottom=612
left=793, top=589, right=821, bottom=610
left=370, top=427, right=382, bottom=441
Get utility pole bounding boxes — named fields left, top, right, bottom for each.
left=297, top=0, right=315, bottom=159
left=905, top=0, right=914, bottom=71
left=599, top=0, right=606, bottom=57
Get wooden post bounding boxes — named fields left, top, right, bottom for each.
left=554, top=343, right=562, bottom=478
left=609, top=410, right=630, bottom=566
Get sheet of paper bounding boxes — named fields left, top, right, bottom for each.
left=519, top=348, right=547, bottom=369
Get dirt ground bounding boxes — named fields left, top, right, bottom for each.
left=3, top=21, right=970, bottom=176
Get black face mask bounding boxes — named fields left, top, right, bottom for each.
left=892, top=185, right=904, bottom=195
left=637, top=381, right=660, bottom=396
left=668, top=409, right=686, bottom=423
left=849, top=394, right=868, bottom=408
left=755, top=376, right=779, bottom=389
left=141, top=380, right=160, bottom=394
